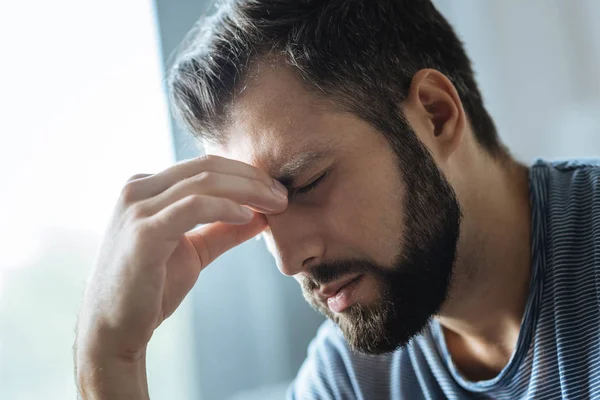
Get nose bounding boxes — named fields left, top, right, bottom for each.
left=263, top=208, right=325, bottom=277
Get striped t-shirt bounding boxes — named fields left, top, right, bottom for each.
left=287, top=159, right=600, bottom=400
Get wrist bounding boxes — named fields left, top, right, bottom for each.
left=76, top=335, right=149, bottom=400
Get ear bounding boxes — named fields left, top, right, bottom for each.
left=404, top=68, right=466, bottom=161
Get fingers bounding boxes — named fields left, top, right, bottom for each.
left=126, top=173, right=153, bottom=182
left=120, top=155, right=286, bottom=268
left=146, top=194, right=257, bottom=242
left=140, top=171, right=288, bottom=217
left=130, top=155, right=277, bottom=200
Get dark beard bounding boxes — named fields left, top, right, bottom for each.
left=301, top=123, right=462, bottom=355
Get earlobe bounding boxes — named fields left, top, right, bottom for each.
left=407, top=69, right=466, bottom=160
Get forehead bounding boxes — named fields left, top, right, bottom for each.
left=204, top=62, right=339, bottom=174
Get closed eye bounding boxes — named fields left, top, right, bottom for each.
left=293, top=170, right=330, bottom=197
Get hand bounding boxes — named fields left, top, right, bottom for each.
left=75, top=155, right=288, bottom=378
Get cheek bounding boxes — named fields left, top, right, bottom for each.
left=324, top=173, right=406, bottom=265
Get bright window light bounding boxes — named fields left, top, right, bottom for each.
left=0, top=1, right=196, bottom=399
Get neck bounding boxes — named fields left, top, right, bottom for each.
left=436, top=155, right=532, bottom=380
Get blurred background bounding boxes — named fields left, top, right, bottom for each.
left=0, top=0, right=599, bottom=399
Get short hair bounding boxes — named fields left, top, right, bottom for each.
left=168, top=0, right=505, bottom=158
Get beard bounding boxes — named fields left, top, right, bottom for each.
left=300, top=120, right=463, bottom=355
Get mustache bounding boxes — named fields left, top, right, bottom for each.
left=301, top=258, right=386, bottom=292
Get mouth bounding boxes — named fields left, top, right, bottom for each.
left=314, top=273, right=364, bottom=313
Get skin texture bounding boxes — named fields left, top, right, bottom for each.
left=75, top=158, right=288, bottom=399
left=206, top=62, right=533, bottom=380
left=75, top=64, right=532, bottom=399
left=206, top=60, right=463, bottom=355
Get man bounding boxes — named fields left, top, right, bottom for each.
left=75, top=0, right=600, bottom=399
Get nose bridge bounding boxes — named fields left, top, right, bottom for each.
left=264, top=209, right=324, bottom=276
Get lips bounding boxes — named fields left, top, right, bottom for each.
left=315, top=273, right=363, bottom=301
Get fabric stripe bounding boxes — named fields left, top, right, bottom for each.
left=287, top=159, right=600, bottom=400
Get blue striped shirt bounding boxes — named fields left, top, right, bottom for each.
left=287, top=159, right=600, bottom=400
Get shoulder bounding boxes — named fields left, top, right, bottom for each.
left=531, top=158, right=600, bottom=183
left=530, top=158, right=600, bottom=212
left=536, top=158, right=600, bottom=171
left=530, top=158, right=600, bottom=284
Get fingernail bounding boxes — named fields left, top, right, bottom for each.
left=246, top=202, right=278, bottom=213
left=241, top=207, right=254, bottom=219
left=271, top=179, right=288, bottom=200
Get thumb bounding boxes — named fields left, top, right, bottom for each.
left=186, top=212, right=268, bottom=269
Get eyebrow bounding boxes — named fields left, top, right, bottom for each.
left=271, top=149, right=332, bottom=188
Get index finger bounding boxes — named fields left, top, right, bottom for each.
left=138, top=155, right=276, bottom=199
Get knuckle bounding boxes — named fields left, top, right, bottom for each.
left=129, top=221, right=153, bottom=245
left=194, top=171, right=217, bottom=186
left=126, top=173, right=151, bottom=182
left=126, top=203, right=150, bottom=221
left=186, top=194, right=229, bottom=217
left=198, top=154, right=219, bottom=167
left=120, top=181, right=143, bottom=203
left=185, top=194, right=208, bottom=209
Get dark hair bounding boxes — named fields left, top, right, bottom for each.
left=168, top=0, right=506, bottom=158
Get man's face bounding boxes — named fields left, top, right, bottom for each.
left=207, top=64, right=461, bottom=354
